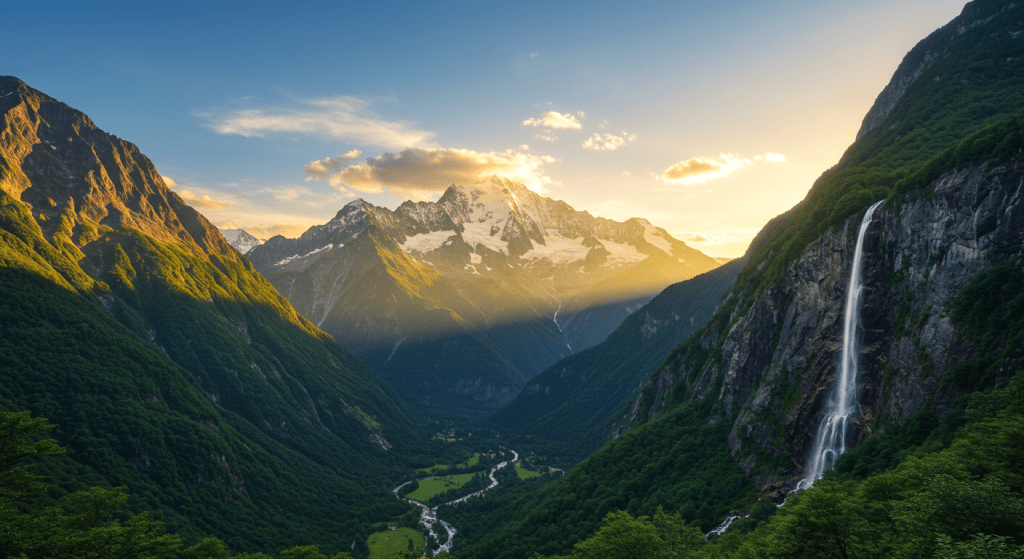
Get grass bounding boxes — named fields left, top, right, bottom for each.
left=515, top=462, right=541, bottom=479
left=406, top=473, right=477, bottom=502
left=367, top=527, right=424, bottom=559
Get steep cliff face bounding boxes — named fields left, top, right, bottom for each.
left=623, top=160, right=1024, bottom=494
left=614, top=0, right=1024, bottom=494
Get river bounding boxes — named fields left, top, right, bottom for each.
left=392, top=448, right=519, bottom=555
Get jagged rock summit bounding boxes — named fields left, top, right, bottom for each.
left=248, top=177, right=720, bottom=417
left=220, top=228, right=262, bottom=254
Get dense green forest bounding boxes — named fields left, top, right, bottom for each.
left=0, top=78, right=431, bottom=556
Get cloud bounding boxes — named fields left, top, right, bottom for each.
left=199, top=97, right=435, bottom=149
left=522, top=111, right=582, bottom=130
left=660, top=152, right=786, bottom=185
left=582, top=131, right=636, bottom=151
left=530, top=52, right=539, bottom=58
left=679, top=232, right=721, bottom=244
left=757, top=152, right=787, bottom=162
left=519, top=144, right=530, bottom=151
left=536, top=134, right=558, bottom=142
left=303, top=150, right=362, bottom=181
left=177, top=189, right=235, bottom=210
left=305, top=147, right=558, bottom=201
left=162, top=175, right=234, bottom=210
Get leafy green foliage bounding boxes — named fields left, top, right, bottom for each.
left=948, top=258, right=1024, bottom=388
left=0, top=410, right=182, bottom=559
left=448, top=395, right=754, bottom=559
left=0, top=410, right=63, bottom=501
left=702, top=370, right=1024, bottom=558
left=536, top=508, right=704, bottom=559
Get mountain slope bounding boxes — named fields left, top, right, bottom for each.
left=0, top=76, right=423, bottom=555
left=248, top=179, right=719, bottom=417
left=442, top=1, right=1024, bottom=556
left=488, top=257, right=745, bottom=463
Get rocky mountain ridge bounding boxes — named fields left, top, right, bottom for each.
left=247, top=177, right=720, bottom=416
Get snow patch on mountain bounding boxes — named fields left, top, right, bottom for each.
left=401, top=231, right=458, bottom=253
left=599, top=239, right=647, bottom=265
left=275, top=244, right=336, bottom=266
left=463, top=221, right=510, bottom=254
left=522, top=231, right=588, bottom=264
left=637, top=219, right=673, bottom=253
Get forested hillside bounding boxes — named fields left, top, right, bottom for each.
left=0, top=76, right=425, bottom=556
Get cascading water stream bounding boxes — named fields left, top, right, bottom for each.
left=797, top=201, right=883, bottom=490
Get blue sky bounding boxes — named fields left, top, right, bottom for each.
left=6, top=0, right=966, bottom=256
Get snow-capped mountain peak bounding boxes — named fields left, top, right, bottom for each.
left=220, top=228, right=262, bottom=255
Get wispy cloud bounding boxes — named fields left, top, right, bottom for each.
left=582, top=131, right=636, bottom=151
left=522, top=111, right=582, bottom=130
left=162, top=175, right=235, bottom=210
left=304, top=147, right=558, bottom=200
left=198, top=97, right=435, bottom=149
left=659, top=153, right=786, bottom=185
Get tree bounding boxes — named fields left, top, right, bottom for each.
left=0, top=410, right=64, bottom=502
left=570, top=511, right=664, bottom=559
left=184, top=537, right=231, bottom=559
left=651, top=507, right=704, bottom=558
left=0, top=410, right=181, bottom=559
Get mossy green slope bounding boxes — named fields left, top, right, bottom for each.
left=0, top=76, right=423, bottom=556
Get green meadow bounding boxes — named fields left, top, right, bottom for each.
left=367, top=527, right=424, bottom=559
left=406, top=473, right=477, bottom=502
left=515, top=463, right=541, bottom=479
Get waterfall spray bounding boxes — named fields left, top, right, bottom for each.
left=797, top=200, right=883, bottom=490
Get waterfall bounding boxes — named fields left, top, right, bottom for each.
left=797, top=201, right=883, bottom=490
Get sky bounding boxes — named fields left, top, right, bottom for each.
left=5, top=0, right=968, bottom=257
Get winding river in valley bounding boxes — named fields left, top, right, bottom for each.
left=393, top=448, right=519, bottom=554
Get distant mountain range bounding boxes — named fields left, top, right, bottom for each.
left=247, top=178, right=720, bottom=417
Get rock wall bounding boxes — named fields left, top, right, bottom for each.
left=622, top=161, right=1024, bottom=493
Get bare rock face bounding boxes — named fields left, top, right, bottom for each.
left=623, top=161, right=1024, bottom=490
left=0, top=76, right=233, bottom=259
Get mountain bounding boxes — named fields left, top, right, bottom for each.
left=488, top=256, right=745, bottom=463
left=247, top=178, right=719, bottom=417
left=220, top=227, right=261, bottom=254
left=0, top=76, right=424, bottom=555
left=441, top=1, right=1024, bottom=556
